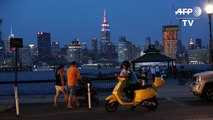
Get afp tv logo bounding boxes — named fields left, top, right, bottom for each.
left=175, top=7, right=202, bottom=27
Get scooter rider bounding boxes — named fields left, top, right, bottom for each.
left=123, top=79, right=145, bottom=101
left=115, top=61, right=131, bottom=96
left=121, top=61, right=147, bottom=101
left=115, top=61, right=131, bottom=79
left=116, top=61, right=146, bottom=102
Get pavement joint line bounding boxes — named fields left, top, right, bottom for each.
left=0, top=116, right=14, bottom=120
left=0, top=108, right=105, bottom=119
left=165, top=97, right=187, bottom=106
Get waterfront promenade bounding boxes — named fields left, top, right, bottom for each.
left=0, top=78, right=194, bottom=113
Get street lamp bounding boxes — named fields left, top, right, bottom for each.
left=205, top=0, right=213, bottom=70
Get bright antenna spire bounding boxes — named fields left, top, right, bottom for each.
left=104, top=9, right=107, bottom=23
left=10, top=24, right=14, bottom=36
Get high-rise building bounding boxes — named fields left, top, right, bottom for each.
left=162, top=25, right=179, bottom=60
left=92, top=38, right=98, bottom=52
left=67, top=39, right=82, bottom=63
left=89, top=38, right=98, bottom=62
left=29, top=44, right=36, bottom=66
left=81, top=42, right=87, bottom=50
left=195, top=38, right=202, bottom=49
left=99, top=9, right=117, bottom=61
left=37, top=32, right=51, bottom=62
left=19, top=47, right=31, bottom=67
left=0, top=19, right=4, bottom=65
left=129, top=44, right=141, bottom=61
left=176, top=39, right=188, bottom=64
left=189, top=38, right=195, bottom=50
left=118, top=36, right=129, bottom=63
left=118, top=36, right=141, bottom=63
left=145, top=37, right=151, bottom=50
left=100, top=9, right=110, bottom=52
left=154, top=40, right=160, bottom=50
left=0, top=19, right=2, bottom=42
left=5, top=27, right=15, bottom=56
left=51, top=41, right=60, bottom=55
left=3, top=27, right=15, bottom=67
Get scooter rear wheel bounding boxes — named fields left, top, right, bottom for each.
left=105, top=100, right=118, bottom=112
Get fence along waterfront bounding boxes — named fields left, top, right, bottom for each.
left=0, top=72, right=117, bottom=97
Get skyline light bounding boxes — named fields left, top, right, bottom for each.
left=0, top=0, right=209, bottom=49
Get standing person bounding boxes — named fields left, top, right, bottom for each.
left=155, top=65, right=160, bottom=77
left=172, top=65, right=177, bottom=79
left=150, top=66, right=156, bottom=83
left=67, top=61, right=81, bottom=109
left=139, top=66, right=143, bottom=75
left=144, top=66, right=149, bottom=77
left=54, top=65, right=68, bottom=108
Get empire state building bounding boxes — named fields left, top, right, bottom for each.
left=100, top=9, right=110, bottom=52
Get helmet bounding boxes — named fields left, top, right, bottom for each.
left=122, top=61, right=131, bottom=69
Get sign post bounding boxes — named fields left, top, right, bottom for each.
left=10, top=38, right=23, bottom=117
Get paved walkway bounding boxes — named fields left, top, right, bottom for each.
left=0, top=78, right=194, bottom=113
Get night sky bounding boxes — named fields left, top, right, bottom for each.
left=0, top=0, right=210, bottom=49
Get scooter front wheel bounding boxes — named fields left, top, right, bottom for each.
left=146, top=97, right=158, bottom=111
left=105, top=100, right=118, bottom=112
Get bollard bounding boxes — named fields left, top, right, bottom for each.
left=14, top=86, right=20, bottom=116
left=87, top=83, right=92, bottom=110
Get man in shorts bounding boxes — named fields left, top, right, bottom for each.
left=67, top=61, right=81, bottom=108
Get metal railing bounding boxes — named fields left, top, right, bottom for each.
left=0, top=77, right=117, bottom=98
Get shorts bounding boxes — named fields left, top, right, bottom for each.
left=55, top=85, right=67, bottom=91
left=68, top=85, right=77, bottom=96
left=55, top=85, right=64, bottom=91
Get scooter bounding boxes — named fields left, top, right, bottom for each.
left=105, top=70, right=164, bottom=112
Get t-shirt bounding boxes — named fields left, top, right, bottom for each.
left=151, top=67, right=156, bottom=74
left=155, top=66, right=160, bottom=72
left=67, top=66, right=81, bottom=86
left=120, top=69, right=127, bottom=76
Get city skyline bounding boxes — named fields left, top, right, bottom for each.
left=0, top=0, right=210, bottom=49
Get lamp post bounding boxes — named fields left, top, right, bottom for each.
left=205, top=0, right=213, bottom=70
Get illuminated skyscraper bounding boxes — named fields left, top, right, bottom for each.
left=118, top=36, right=141, bottom=63
left=162, top=25, right=179, bottom=59
left=37, top=32, right=51, bottom=62
left=5, top=26, right=15, bottom=55
left=29, top=44, right=36, bottom=65
left=67, top=39, right=82, bottom=63
left=189, top=38, right=195, bottom=50
left=100, top=9, right=110, bottom=52
left=99, top=9, right=117, bottom=61
left=118, top=36, right=129, bottom=63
